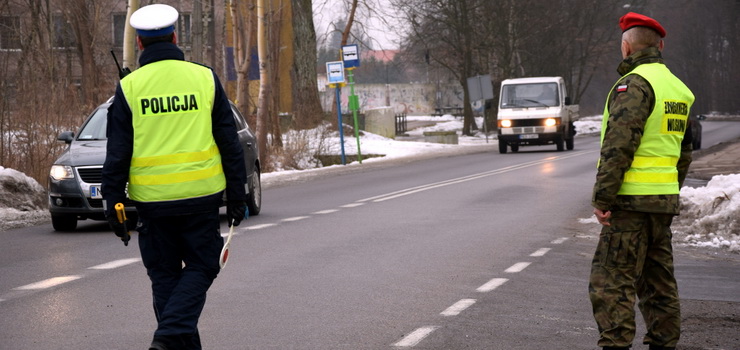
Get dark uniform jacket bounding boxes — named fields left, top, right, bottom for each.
left=592, top=47, right=693, bottom=215
left=102, top=42, right=247, bottom=218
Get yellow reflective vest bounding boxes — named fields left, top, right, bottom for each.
left=120, top=60, right=226, bottom=202
left=601, top=63, right=694, bottom=195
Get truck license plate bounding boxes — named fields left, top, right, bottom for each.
left=520, top=134, right=539, bottom=139
left=90, top=185, right=102, bottom=199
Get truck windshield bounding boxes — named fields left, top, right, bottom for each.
left=500, top=83, right=559, bottom=108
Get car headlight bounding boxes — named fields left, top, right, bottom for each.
left=544, top=118, right=557, bottom=127
left=50, top=165, right=74, bottom=181
left=500, top=120, right=512, bottom=128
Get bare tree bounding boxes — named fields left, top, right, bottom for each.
left=291, top=0, right=324, bottom=129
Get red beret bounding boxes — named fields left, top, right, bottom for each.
left=619, top=12, right=666, bottom=38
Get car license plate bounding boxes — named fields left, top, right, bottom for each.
left=90, top=185, right=102, bottom=199
left=520, top=134, right=539, bottom=139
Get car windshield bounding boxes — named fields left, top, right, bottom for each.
left=500, top=83, right=559, bottom=108
left=76, top=106, right=108, bottom=140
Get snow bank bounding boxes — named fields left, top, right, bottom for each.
left=0, top=166, right=49, bottom=231
left=674, top=174, right=740, bottom=252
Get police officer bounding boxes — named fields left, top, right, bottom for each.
left=101, top=4, right=247, bottom=350
left=589, top=12, right=694, bottom=350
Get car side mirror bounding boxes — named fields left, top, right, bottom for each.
left=58, top=131, right=75, bottom=144
left=564, top=96, right=572, bottom=106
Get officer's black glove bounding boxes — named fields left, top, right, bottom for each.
left=107, top=215, right=130, bottom=246
left=226, top=200, right=247, bottom=227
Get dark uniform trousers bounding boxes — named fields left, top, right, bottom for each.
left=589, top=210, right=681, bottom=348
left=137, top=208, right=223, bottom=350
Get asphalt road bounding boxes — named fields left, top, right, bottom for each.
left=1, top=121, right=739, bottom=350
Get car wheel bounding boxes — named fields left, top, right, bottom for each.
left=510, top=143, right=519, bottom=152
left=556, top=136, right=564, bottom=151
left=52, top=214, right=77, bottom=231
left=247, top=167, right=261, bottom=216
left=498, top=140, right=507, bottom=154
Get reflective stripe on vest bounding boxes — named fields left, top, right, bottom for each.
left=601, top=63, right=695, bottom=195
left=120, top=59, right=225, bottom=202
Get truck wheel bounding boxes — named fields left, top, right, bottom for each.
left=566, top=136, right=574, bottom=150
left=52, top=214, right=77, bottom=231
left=556, top=136, right=564, bottom=151
left=510, top=143, right=519, bottom=152
left=498, top=140, right=507, bottom=154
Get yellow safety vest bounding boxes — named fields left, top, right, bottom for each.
left=601, top=63, right=695, bottom=195
left=120, top=60, right=226, bottom=202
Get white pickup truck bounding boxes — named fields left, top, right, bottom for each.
left=497, top=76, right=579, bottom=153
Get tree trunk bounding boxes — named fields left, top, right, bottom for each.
left=291, top=0, right=324, bottom=129
left=256, top=0, right=269, bottom=162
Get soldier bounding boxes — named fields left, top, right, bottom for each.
left=101, top=4, right=247, bottom=350
left=589, top=12, right=694, bottom=350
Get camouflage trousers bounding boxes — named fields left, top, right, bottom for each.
left=588, top=210, right=681, bottom=348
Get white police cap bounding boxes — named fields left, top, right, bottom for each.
left=130, top=4, right=179, bottom=37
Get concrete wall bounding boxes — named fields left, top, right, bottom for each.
left=320, top=83, right=466, bottom=115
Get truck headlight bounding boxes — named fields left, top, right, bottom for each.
left=50, top=165, right=74, bottom=181
left=545, top=118, right=557, bottom=127
left=500, top=120, right=512, bottom=128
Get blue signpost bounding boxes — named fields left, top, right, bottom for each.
left=326, top=61, right=347, bottom=165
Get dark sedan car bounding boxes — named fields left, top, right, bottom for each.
left=48, top=98, right=261, bottom=231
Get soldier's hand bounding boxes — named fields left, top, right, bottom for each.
left=593, top=208, right=611, bottom=226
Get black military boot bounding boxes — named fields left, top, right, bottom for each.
left=648, top=346, right=675, bottom=350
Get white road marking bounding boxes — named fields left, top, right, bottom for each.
left=244, top=223, right=277, bottom=230
left=341, top=203, right=365, bottom=208
left=312, top=209, right=339, bottom=215
left=441, top=299, right=476, bottom=316
left=530, top=248, right=551, bottom=257
left=393, top=326, right=438, bottom=347
left=359, top=152, right=591, bottom=203
left=551, top=237, right=569, bottom=244
left=505, top=262, right=531, bottom=273
left=14, top=275, right=82, bottom=290
left=282, top=216, right=310, bottom=222
left=477, top=278, right=509, bottom=292
left=88, top=258, right=141, bottom=270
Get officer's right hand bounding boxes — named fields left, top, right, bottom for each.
left=107, top=215, right=130, bottom=245
left=227, top=200, right=247, bottom=227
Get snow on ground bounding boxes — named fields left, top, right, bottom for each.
left=1, top=115, right=737, bottom=252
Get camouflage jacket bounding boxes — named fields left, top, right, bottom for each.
left=592, top=47, right=693, bottom=214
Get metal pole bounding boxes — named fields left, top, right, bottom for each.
left=348, top=69, right=362, bottom=163
left=335, top=86, right=346, bottom=165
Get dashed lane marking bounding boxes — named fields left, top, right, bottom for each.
left=14, top=275, right=82, bottom=290
left=551, top=237, right=569, bottom=244
left=282, top=216, right=310, bottom=222
left=393, top=326, right=438, bottom=347
left=504, top=262, right=531, bottom=273
left=477, top=278, right=509, bottom=292
left=88, top=258, right=141, bottom=270
left=244, top=223, right=278, bottom=230
left=530, top=248, right=551, bottom=257
left=341, top=203, right=365, bottom=208
left=312, top=209, right=339, bottom=214
left=440, top=299, right=476, bottom=316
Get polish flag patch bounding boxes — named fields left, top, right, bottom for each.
left=617, top=84, right=628, bottom=92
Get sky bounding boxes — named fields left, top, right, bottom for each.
left=313, top=0, right=402, bottom=50
left=1, top=115, right=738, bottom=252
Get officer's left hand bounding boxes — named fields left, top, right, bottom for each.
left=107, top=215, right=130, bottom=245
